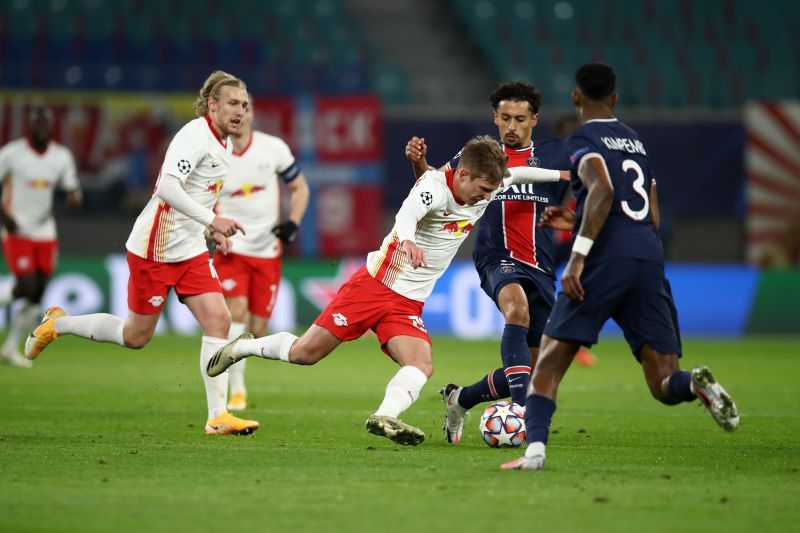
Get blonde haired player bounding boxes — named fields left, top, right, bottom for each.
left=0, top=106, right=81, bottom=368
left=207, top=136, right=569, bottom=445
left=214, top=97, right=309, bottom=411
left=24, top=71, right=260, bottom=435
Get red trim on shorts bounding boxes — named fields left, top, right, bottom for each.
left=204, top=115, right=227, bottom=148
left=146, top=200, right=171, bottom=261
left=445, top=168, right=464, bottom=205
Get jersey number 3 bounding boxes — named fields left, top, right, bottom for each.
left=620, top=159, right=649, bottom=221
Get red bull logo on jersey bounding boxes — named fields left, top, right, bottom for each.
left=206, top=179, right=223, bottom=197
left=230, top=183, right=266, bottom=199
left=441, top=220, right=474, bottom=237
left=27, top=178, right=52, bottom=189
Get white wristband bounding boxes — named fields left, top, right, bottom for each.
left=572, top=236, right=594, bottom=256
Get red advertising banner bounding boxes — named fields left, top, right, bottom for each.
left=316, top=184, right=383, bottom=256
left=314, top=95, right=382, bottom=162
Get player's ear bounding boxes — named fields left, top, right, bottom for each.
left=530, top=113, right=539, bottom=127
left=571, top=90, right=580, bottom=108
left=493, top=110, right=500, bottom=126
left=609, top=93, right=618, bottom=109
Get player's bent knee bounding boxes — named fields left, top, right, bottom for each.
left=503, top=303, right=530, bottom=327
left=123, top=333, right=150, bottom=350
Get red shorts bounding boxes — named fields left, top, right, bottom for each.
left=213, top=252, right=281, bottom=318
left=2, top=235, right=58, bottom=276
left=127, top=251, right=222, bottom=315
left=314, top=266, right=431, bottom=354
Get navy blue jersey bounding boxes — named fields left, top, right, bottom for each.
left=447, top=138, right=570, bottom=279
left=566, top=118, right=662, bottom=264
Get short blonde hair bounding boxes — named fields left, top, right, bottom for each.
left=458, top=135, right=508, bottom=183
left=194, top=70, right=247, bottom=117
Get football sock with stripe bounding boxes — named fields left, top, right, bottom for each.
left=226, top=322, right=247, bottom=395
left=54, top=313, right=125, bottom=346
left=501, top=324, right=532, bottom=407
left=667, top=370, right=696, bottom=403
left=200, top=336, right=229, bottom=419
left=374, top=365, right=427, bottom=417
left=457, top=368, right=509, bottom=410
left=525, top=393, right=557, bottom=445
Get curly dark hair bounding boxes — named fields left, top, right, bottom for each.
left=575, top=63, right=616, bottom=101
left=489, top=81, right=542, bottom=114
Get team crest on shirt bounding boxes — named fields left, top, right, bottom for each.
left=177, top=159, right=192, bottom=175
left=526, top=156, right=540, bottom=167
left=441, top=220, right=474, bottom=237
left=27, top=178, right=52, bottom=189
left=231, top=183, right=266, bottom=199
left=148, top=296, right=164, bottom=307
left=206, top=180, right=223, bottom=197
left=332, top=313, right=348, bottom=327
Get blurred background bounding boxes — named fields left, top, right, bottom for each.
left=1, top=0, right=798, bottom=337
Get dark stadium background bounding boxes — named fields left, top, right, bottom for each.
left=1, top=0, right=798, bottom=335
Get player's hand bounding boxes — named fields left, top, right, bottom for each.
left=210, top=216, right=245, bottom=237
left=1, top=214, right=17, bottom=233
left=401, top=239, right=428, bottom=269
left=405, top=136, right=427, bottom=162
left=209, top=231, right=233, bottom=255
left=539, top=206, right=576, bottom=231
left=559, top=170, right=570, bottom=181
left=561, top=254, right=585, bottom=301
left=272, top=220, right=299, bottom=244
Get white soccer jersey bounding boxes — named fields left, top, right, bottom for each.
left=215, top=131, right=299, bottom=259
left=126, top=115, right=232, bottom=262
left=367, top=167, right=561, bottom=302
left=0, top=138, right=79, bottom=240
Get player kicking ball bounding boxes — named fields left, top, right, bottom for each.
left=207, top=136, right=569, bottom=445
left=24, top=71, right=260, bottom=436
left=502, top=63, right=738, bottom=471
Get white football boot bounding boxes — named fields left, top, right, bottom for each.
left=500, top=442, right=546, bottom=471
left=440, top=384, right=468, bottom=444
left=691, top=365, right=739, bottom=431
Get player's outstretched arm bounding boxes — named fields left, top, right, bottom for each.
left=405, top=136, right=435, bottom=179
left=562, top=155, right=614, bottom=301
left=506, top=166, right=570, bottom=185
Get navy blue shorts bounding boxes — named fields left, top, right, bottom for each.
left=477, top=259, right=555, bottom=348
left=543, top=258, right=682, bottom=358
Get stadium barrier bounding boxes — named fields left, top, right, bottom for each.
left=1, top=256, right=797, bottom=337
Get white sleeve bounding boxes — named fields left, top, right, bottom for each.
left=273, top=138, right=300, bottom=183
left=161, top=125, right=206, bottom=185
left=395, top=173, right=445, bottom=243
left=58, top=148, right=80, bottom=192
left=155, top=174, right=216, bottom=227
left=0, top=144, right=11, bottom=179
left=504, top=166, right=562, bottom=186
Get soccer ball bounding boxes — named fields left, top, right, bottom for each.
left=479, top=401, right=526, bottom=448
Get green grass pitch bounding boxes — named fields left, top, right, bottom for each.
left=1, top=335, right=798, bottom=532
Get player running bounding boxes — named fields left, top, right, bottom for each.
left=214, top=97, right=309, bottom=411
left=405, top=81, right=593, bottom=445
left=24, top=71, right=261, bottom=436
left=502, top=63, right=739, bottom=471
left=0, top=106, right=81, bottom=368
left=207, top=136, right=569, bottom=446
